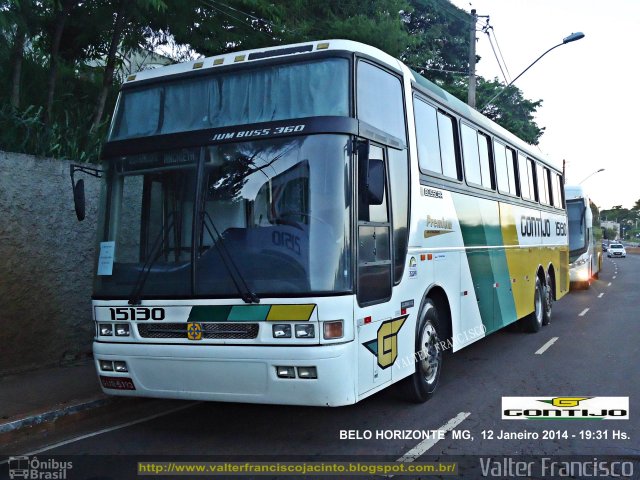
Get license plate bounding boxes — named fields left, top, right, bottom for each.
left=100, top=375, right=136, bottom=390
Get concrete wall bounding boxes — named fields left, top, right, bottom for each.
left=0, top=151, right=101, bottom=375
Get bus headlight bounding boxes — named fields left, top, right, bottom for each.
left=272, top=324, right=292, bottom=338
left=295, top=324, right=315, bottom=338
left=115, top=324, right=130, bottom=336
left=113, top=361, right=128, bottom=372
left=571, top=256, right=588, bottom=268
left=99, top=360, right=114, bottom=371
left=297, top=367, right=317, bottom=379
left=99, top=324, right=113, bottom=336
left=276, top=366, right=296, bottom=378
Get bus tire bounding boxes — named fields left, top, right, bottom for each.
left=400, top=299, right=443, bottom=403
left=542, top=272, right=552, bottom=326
left=523, top=277, right=544, bottom=333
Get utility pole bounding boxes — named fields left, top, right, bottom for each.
left=468, top=9, right=477, bottom=108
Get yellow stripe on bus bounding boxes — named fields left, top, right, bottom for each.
left=266, top=304, right=316, bottom=321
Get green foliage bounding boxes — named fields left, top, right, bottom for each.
left=601, top=206, right=640, bottom=240
left=445, top=76, right=544, bottom=145
left=401, top=0, right=470, bottom=85
left=0, top=0, right=544, bottom=160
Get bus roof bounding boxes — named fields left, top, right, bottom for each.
left=123, top=39, right=560, bottom=173
left=564, top=185, right=588, bottom=201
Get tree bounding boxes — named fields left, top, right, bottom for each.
left=398, top=1, right=544, bottom=145
left=43, top=0, right=76, bottom=125
left=445, top=76, right=544, bottom=144
left=401, top=0, right=470, bottom=85
left=2, top=0, right=41, bottom=109
left=88, top=0, right=168, bottom=133
left=633, top=198, right=640, bottom=211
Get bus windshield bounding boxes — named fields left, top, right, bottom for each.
left=109, top=58, right=349, bottom=141
left=94, top=134, right=353, bottom=299
left=567, top=200, right=586, bottom=253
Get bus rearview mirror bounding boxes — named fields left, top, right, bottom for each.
left=73, top=178, right=86, bottom=221
left=367, top=159, right=385, bottom=205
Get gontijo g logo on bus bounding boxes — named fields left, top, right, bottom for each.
left=502, top=397, right=629, bottom=420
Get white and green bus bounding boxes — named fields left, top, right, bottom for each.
left=565, top=185, right=602, bottom=288
left=73, top=40, right=569, bottom=406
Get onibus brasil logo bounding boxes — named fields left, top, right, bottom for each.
left=8, top=456, right=72, bottom=479
left=502, top=396, right=629, bottom=420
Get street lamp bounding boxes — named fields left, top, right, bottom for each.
left=578, top=168, right=605, bottom=184
left=479, top=32, right=585, bottom=111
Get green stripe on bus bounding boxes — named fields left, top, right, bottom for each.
left=188, top=305, right=232, bottom=322
left=228, top=305, right=271, bottom=321
left=453, top=194, right=517, bottom=332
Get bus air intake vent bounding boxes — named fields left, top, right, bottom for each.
left=248, top=45, right=313, bottom=60
left=137, top=323, right=259, bottom=339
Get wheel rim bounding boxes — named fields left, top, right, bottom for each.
left=534, top=283, right=543, bottom=326
left=419, top=322, right=440, bottom=385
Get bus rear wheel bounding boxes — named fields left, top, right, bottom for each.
left=523, top=277, right=544, bottom=333
left=400, top=299, right=443, bottom=403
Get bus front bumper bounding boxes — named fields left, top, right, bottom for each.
left=93, top=341, right=356, bottom=407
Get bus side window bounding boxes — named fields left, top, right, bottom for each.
left=555, top=173, right=564, bottom=208
left=414, top=97, right=442, bottom=174
left=545, top=168, right=554, bottom=206
left=357, top=60, right=406, bottom=142
left=518, top=153, right=531, bottom=199
left=461, top=122, right=481, bottom=185
left=478, top=133, right=494, bottom=189
left=536, top=163, right=549, bottom=204
left=494, top=140, right=509, bottom=194
left=506, top=146, right=518, bottom=196
left=437, top=111, right=460, bottom=180
left=527, top=158, right=538, bottom=202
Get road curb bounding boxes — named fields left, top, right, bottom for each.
left=0, top=395, right=113, bottom=435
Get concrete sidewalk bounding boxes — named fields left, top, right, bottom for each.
left=0, top=362, right=190, bottom=454
left=0, top=362, right=111, bottom=443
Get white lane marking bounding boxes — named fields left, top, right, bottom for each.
left=2, top=402, right=200, bottom=460
left=613, top=276, right=617, bottom=279
left=608, top=282, right=612, bottom=286
left=397, top=412, right=470, bottom=462
left=578, top=308, right=590, bottom=317
left=598, top=293, right=604, bottom=298
left=535, top=337, right=558, bottom=355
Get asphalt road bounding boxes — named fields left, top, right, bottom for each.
left=4, top=255, right=639, bottom=478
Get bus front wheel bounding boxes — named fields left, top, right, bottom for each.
left=400, top=299, right=443, bottom=403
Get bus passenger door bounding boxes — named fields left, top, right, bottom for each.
left=355, top=143, right=394, bottom=395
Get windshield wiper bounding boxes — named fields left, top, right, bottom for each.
left=200, top=211, right=260, bottom=304
left=128, top=212, right=176, bottom=305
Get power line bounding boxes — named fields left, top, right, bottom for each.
left=488, top=25, right=511, bottom=81
left=433, top=0, right=473, bottom=24
left=199, top=0, right=276, bottom=40
left=484, top=25, right=509, bottom=84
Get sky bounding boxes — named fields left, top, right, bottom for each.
left=449, top=0, right=640, bottom=210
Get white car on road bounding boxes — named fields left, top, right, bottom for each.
left=607, top=243, right=626, bottom=258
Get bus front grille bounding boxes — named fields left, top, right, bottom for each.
left=137, top=323, right=259, bottom=339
